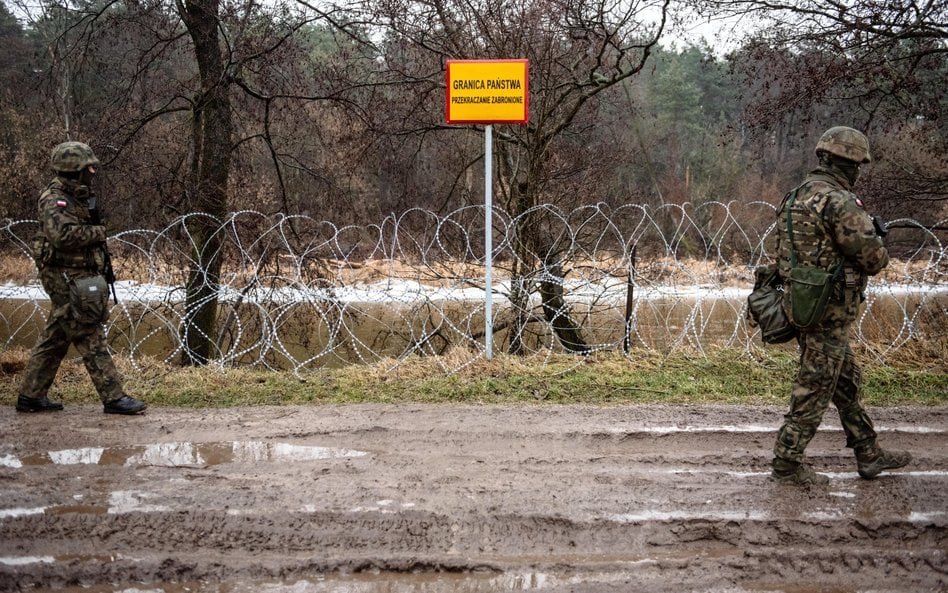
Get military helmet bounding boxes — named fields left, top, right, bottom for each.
left=815, top=126, right=871, bottom=164
left=50, top=141, right=100, bottom=173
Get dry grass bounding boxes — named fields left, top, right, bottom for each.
left=1, top=342, right=944, bottom=409
left=0, top=250, right=942, bottom=288
left=0, top=255, right=39, bottom=284
left=0, top=249, right=942, bottom=409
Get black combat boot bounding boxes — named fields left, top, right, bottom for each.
left=771, top=457, right=829, bottom=486
left=855, top=443, right=911, bottom=479
left=16, top=394, right=64, bottom=413
left=103, top=395, right=147, bottom=415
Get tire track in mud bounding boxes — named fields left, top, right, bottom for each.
left=3, top=510, right=945, bottom=589
left=1, top=404, right=946, bottom=592
left=2, top=509, right=945, bottom=590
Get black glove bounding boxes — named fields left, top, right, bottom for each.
left=872, top=216, right=888, bottom=238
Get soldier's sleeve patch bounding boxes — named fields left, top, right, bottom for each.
left=55, top=200, right=68, bottom=208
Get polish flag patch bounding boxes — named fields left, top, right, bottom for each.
left=55, top=200, right=68, bottom=208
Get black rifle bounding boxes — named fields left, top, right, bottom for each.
left=872, top=215, right=889, bottom=238
left=88, top=194, right=118, bottom=304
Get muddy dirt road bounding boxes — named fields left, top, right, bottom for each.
left=1, top=404, right=946, bottom=592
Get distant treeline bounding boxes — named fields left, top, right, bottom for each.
left=0, top=0, right=944, bottom=237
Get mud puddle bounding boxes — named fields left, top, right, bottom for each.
left=3, top=440, right=368, bottom=468
left=12, top=571, right=905, bottom=593
left=2, top=404, right=945, bottom=593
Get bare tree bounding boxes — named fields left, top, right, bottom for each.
left=699, top=0, right=947, bottom=222
left=353, top=0, right=670, bottom=353
left=12, top=0, right=367, bottom=365
left=170, top=0, right=232, bottom=364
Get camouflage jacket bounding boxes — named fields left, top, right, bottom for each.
left=775, top=167, right=888, bottom=327
left=32, top=176, right=107, bottom=272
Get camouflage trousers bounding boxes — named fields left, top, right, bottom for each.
left=18, top=268, right=124, bottom=403
left=773, top=324, right=877, bottom=464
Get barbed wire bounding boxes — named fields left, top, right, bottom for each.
left=1, top=201, right=945, bottom=373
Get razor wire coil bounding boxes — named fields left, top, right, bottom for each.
left=0, top=201, right=944, bottom=373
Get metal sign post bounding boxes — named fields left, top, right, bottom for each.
left=445, top=59, right=529, bottom=360
left=484, top=124, right=493, bottom=359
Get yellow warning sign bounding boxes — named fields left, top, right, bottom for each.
left=446, top=59, right=529, bottom=124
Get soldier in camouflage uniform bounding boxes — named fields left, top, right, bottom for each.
left=770, top=127, right=911, bottom=485
left=16, top=142, right=146, bottom=415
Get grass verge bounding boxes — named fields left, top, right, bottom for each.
left=1, top=347, right=945, bottom=408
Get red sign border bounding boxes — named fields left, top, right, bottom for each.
left=446, top=59, right=529, bottom=125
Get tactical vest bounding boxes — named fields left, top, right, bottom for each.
left=776, top=181, right=839, bottom=278
left=32, top=235, right=103, bottom=269
left=31, top=180, right=105, bottom=272
left=776, top=179, right=866, bottom=327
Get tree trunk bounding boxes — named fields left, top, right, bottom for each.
left=538, top=262, right=588, bottom=354
left=178, top=0, right=232, bottom=365
left=504, top=161, right=535, bottom=355
left=500, top=144, right=588, bottom=355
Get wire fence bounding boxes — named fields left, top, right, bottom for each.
left=1, top=202, right=946, bottom=373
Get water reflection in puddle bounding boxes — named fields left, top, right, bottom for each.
left=2, top=489, right=194, bottom=517
left=10, top=441, right=367, bottom=468
left=0, top=453, right=22, bottom=468
left=0, top=555, right=55, bottom=566
left=222, top=572, right=557, bottom=592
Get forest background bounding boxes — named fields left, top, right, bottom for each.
left=0, top=0, right=944, bottom=373
left=1, top=0, right=944, bottom=234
